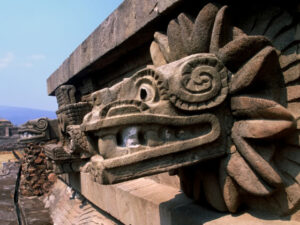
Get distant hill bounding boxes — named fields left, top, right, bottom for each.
left=0, top=105, right=56, bottom=125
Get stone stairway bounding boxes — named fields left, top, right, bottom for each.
left=19, top=196, right=53, bottom=225
left=44, top=179, right=122, bottom=225
left=0, top=162, right=20, bottom=225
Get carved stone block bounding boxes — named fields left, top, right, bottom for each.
left=78, top=3, right=300, bottom=217
left=49, top=1, right=300, bottom=220
left=18, top=118, right=59, bottom=144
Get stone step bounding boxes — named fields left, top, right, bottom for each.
left=45, top=179, right=122, bottom=225
left=0, top=162, right=20, bottom=225
left=60, top=172, right=300, bottom=225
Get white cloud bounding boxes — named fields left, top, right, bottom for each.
left=30, top=54, right=46, bottom=60
left=0, top=52, right=14, bottom=69
left=20, top=54, right=46, bottom=68
left=22, top=62, right=33, bottom=68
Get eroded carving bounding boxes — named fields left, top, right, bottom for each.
left=55, top=84, right=76, bottom=108
left=45, top=85, right=92, bottom=173
left=81, top=59, right=227, bottom=184
left=48, top=2, right=300, bottom=218
left=148, top=3, right=300, bottom=216
left=55, top=85, right=92, bottom=155
left=18, top=118, right=59, bottom=144
left=75, top=3, right=300, bottom=217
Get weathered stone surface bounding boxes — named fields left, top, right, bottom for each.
left=0, top=136, right=24, bottom=151
left=0, top=162, right=20, bottom=225
left=45, top=178, right=122, bottom=225
left=20, top=144, right=57, bottom=196
left=19, top=196, right=53, bottom=225
left=47, top=0, right=184, bottom=95
left=60, top=172, right=300, bottom=225
left=18, top=118, right=59, bottom=144
left=52, top=85, right=93, bottom=158
left=0, top=118, right=19, bottom=137
left=69, top=2, right=299, bottom=217
left=0, top=118, right=23, bottom=151
left=145, top=172, right=180, bottom=189
left=48, top=0, right=300, bottom=223
left=75, top=172, right=193, bottom=225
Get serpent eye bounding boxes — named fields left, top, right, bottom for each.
left=134, top=68, right=161, bottom=103
left=140, top=88, right=147, bottom=100
left=139, top=83, right=155, bottom=102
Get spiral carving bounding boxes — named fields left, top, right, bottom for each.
left=168, top=54, right=228, bottom=111
left=35, top=118, right=49, bottom=131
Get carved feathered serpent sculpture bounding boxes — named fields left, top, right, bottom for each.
left=150, top=3, right=300, bottom=215
left=80, top=3, right=300, bottom=216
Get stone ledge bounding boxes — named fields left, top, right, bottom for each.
left=60, top=172, right=300, bottom=225
left=67, top=172, right=193, bottom=225
left=47, top=0, right=183, bottom=95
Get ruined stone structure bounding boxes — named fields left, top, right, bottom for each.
left=0, top=118, right=18, bottom=137
left=20, top=144, right=57, bottom=196
left=0, top=118, right=23, bottom=151
left=18, top=117, right=59, bottom=144
left=17, top=118, right=59, bottom=199
left=46, top=1, right=300, bottom=224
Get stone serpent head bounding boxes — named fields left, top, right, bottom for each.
left=19, top=118, right=59, bottom=144
left=81, top=3, right=299, bottom=216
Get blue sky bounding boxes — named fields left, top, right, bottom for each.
left=0, top=0, right=123, bottom=111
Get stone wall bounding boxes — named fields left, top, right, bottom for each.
left=20, top=144, right=57, bottom=196
left=0, top=137, right=24, bottom=151
left=0, top=119, right=23, bottom=151
left=46, top=1, right=300, bottom=224
left=0, top=119, right=19, bottom=137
